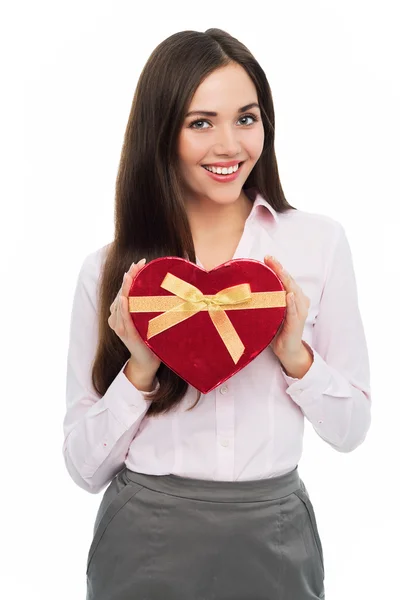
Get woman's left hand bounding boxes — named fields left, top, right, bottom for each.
left=264, top=255, right=311, bottom=365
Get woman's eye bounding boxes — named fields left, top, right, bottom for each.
left=190, top=120, right=211, bottom=130
left=238, top=115, right=256, bottom=125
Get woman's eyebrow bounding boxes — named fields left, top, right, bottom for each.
left=185, top=102, right=260, bottom=118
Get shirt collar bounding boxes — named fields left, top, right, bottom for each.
left=245, top=188, right=280, bottom=225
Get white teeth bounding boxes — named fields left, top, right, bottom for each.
left=204, top=163, right=240, bottom=175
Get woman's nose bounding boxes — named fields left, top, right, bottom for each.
left=213, top=126, right=241, bottom=156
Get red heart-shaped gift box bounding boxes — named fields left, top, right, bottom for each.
left=128, top=257, right=286, bottom=394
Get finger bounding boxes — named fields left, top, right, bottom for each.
left=121, top=271, right=132, bottom=298
left=119, top=258, right=147, bottom=324
left=264, top=255, right=281, bottom=264
left=282, top=271, right=301, bottom=297
left=114, top=291, right=125, bottom=336
left=123, top=258, right=147, bottom=297
left=119, top=291, right=138, bottom=338
left=108, top=296, right=118, bottom=329
left=264, top=255, right=288, bottom=279
left=286, top=292, right=297, bottom=316
left=264, top=255, right=282, bottom=271
left=110, top=271, right=129, bottom=313
left=118, top=284, right=142, bottom=341
left=264, top=256, right=296, bottom=291
left=110, top=287, right=122, bottom=314
left=111, top=258, right=147, bottom=314
left=127, top=257, right=146, bottom=276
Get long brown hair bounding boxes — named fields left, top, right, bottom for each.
left=91, top=28, right=296, bottom=416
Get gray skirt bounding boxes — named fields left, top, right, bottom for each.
left=86, top=465, right=325, bottom=599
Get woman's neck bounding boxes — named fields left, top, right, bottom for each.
left=185, top=190, right=253, bottom=242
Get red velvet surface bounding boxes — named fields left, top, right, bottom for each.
left=129, top=257, right=286, bottom=394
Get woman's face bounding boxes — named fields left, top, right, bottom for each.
left=177, top=62, right=264, bottom=207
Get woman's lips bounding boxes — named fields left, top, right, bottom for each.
left=202, top=162, right=244, bottom=183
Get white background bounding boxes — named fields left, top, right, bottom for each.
left=5, top=0, right=399, bottom=597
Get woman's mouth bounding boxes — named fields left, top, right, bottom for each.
left=201, top=161, right=244, bottom=183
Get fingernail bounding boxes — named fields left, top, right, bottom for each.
left=137, top=258, right=146, bottom=267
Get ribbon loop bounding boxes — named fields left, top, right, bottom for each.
left=147, top=273, right=252, bottom=363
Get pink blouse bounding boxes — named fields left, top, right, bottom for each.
left=62, top=192, right=371, bottom=493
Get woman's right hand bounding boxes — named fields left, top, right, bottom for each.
left=108, top=259, right=161, bottom=381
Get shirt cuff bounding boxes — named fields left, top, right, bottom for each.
left=101, top=359, right=155, bottom=429
left=140, top=378, right=160, bottom=395
left=281, top=343, right=351, bottom=407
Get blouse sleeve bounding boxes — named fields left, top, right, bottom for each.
left=281, top=223, right=372, bottom=452
left=62, top=248, right=156, bottom=494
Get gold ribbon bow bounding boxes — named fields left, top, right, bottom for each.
left=129, top=272, right=287, bottom=365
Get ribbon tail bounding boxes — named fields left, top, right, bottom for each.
left=209, top=309, right=245, bottom=364
left=147, top=301, right=203, bottom=339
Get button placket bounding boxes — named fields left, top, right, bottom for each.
left=215, top=385, right=235, bottom=479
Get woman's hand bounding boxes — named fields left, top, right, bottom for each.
left=108, top=259, right=161, bottom=384
left=264, top=255, right=313, bottom=378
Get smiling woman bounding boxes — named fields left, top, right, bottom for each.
left=63, top=26, right=370, bottom=600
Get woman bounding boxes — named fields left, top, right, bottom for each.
left=62, top=28, right=371, bottom=599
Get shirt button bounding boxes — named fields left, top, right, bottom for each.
left=220, top=439, right=230, bottom=447
left=220, top=385, right=228, bottom=395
